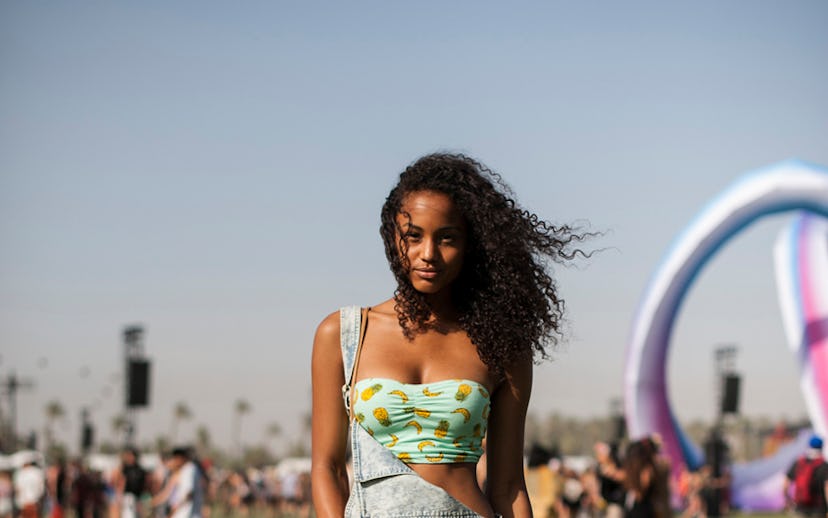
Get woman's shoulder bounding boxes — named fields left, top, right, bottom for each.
left=315, top=309, right=342, bottom=338
left=312, top=311, right=344, bottom=376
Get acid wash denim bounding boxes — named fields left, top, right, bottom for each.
left=340, top=306, right=483, bottom=518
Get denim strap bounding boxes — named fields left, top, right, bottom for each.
left=340, top=306, right=361, bottom=412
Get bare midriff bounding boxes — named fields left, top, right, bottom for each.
left=409, top=463, right=494, bottom=518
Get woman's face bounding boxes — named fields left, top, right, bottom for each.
left=396, top=190, right=467, bottom=296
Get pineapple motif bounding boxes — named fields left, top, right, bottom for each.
left=453, top=435, right=466, bottom=448
left=389, top=390, right=409, bottom=403
left=355, top=413, right=365, bottom=423
left=435, top=420, right=450, bottom=439
left=422, top=387, right=442, bottom=397
left=373, top=407, right=392, bottom=427
left=405, top=420, right=423, bottom=434
left=451, top=408, right=471, bottom=423
left=361, top=383, right=383, bottom=401
left=455, top=384, right=472, bottom=401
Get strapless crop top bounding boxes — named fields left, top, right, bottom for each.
left=352, top=378, right=490, bottom=464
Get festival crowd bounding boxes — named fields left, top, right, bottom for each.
left=524, top=432, right=828, bottom=518
left=4, top=433, right=828, bottom=518
left=0, top=446, right=310, bottom=518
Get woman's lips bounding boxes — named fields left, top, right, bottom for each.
left=414, top=269, right=439, bottom=279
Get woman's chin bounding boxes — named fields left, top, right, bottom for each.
left=411, top=282, right=447, bottom=296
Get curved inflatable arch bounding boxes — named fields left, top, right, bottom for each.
left=722, top=212, right=828, bottom=510
left=774, top=213, right=828, bottom=437
left=624, top=160, right=828, bottom=502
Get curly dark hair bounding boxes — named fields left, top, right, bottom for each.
left=380, top=153, right=593, bottom=378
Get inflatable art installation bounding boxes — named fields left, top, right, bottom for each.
left=623, top=160, right=828, bottom=511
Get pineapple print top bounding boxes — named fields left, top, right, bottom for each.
left=352, top=377, right=490, bottom=464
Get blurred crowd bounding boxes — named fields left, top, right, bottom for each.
left=523, top=435, right=732, bottom=518
left=17, top=431, right=814, bottom=518
left=3, top=437, right=727, bottom=518
left=0, top=447, right=311, bottom=518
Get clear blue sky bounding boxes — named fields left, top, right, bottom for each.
left=2, top=1, right=827, bottom=453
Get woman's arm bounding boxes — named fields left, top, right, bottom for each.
left=311, top=311, right=351, bottom=518
left=485, top=357, right=533, bottom=518
left=150, top=471, right=178, bottom=508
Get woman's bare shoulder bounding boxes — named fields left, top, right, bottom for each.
left=315, top=300, right=397, bottom=350
left=314, top=310, right=342, bottom=343
left=315, top=300, right=393, bottom=336
left=313, top=311, right=344, bottom=378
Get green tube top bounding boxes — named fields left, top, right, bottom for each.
left=352, top=377, right=490, bottom=464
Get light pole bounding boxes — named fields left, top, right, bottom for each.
left=706, top=344, right=738, bottom=517
left=123, top=325, right=151, bottom=446
left=609, top=397, right=625, bottom=442
left=714, top=344, right=739, bottom=423
left=0, top=371, right=35, bottom=451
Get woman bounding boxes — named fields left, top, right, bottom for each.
left=624, top=438, right=670, bottom=518
left=524, top=445, right=560, bottom=518
left=312, top=153, right=590, bottom=518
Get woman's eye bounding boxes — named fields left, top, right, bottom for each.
left=404, top=233, right=421, bottom=242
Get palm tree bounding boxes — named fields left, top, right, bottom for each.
left=171, top=402, right=192, bottom=442
left=266, top=422, right=282, bottom=457
left=234, top=399, right=251, bottom=455
left=43, top=400, right=65, bottom=449
left=155, top=435, right=170, bottom=454
left=111, top=414, right=130, bottom=443
left=195, top=425, right=211, bottom=455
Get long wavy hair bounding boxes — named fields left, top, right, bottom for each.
left=380, top=153, right=593, bottom=378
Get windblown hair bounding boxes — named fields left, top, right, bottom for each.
left=623, top=439, right=655, bottom=495
left=380, top=153, right=593, bottom=378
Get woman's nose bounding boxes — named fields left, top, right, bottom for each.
left=421, top=238, right=436, bottom=261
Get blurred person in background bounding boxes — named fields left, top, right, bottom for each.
left=524, top=444, right=558, bottom=518
left=594, top=442, right=624, bottom=518
left=112, top=446, right=148, bottom=518
left=677, top=466, right=705, bottom=518
left=0, top=469, right=13, bottom=518
left=783, top=435, right=828, bottom=517
left=46, top=457, right=68, bottom=518
left=151, top=448, right=202, bottom=518
left=641, top=436, right=671, bottom=518
left=621, top=440, right=655, bottom=518
left=580, top=467, right=605, bottom=517
left=71, top=460, right=104, bottom=518
left=226, top=470, right=252, bottom=517
left=556, top=466, right=584, bottom=518
left=14, top=458, right=44, bottom=518
left=280, top=470, right=301, bottom=517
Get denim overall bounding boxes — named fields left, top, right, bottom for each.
left=340, top=306, right=484, bottom=518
